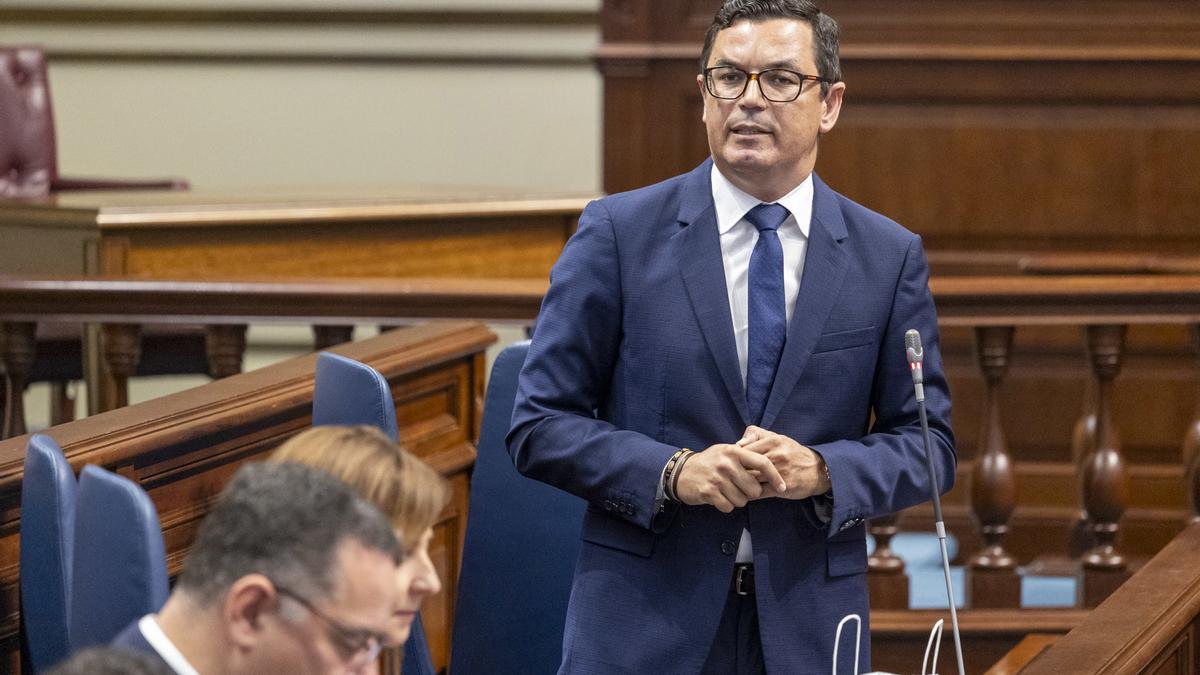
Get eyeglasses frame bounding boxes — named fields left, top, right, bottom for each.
left=702, top=65, right=831, bottom=103
left=272, top=582, right=390, bottom=666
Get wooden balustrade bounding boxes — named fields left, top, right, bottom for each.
left=0, top=275, right=547, bottom=438
left=966, top=326, right=1019, bottom=608
left=0, top=321, right=495, bottom=674
left=1187, top=326, right=1200, bottom=524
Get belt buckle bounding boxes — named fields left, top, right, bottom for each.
left=734, top=564, right=751, bottom=596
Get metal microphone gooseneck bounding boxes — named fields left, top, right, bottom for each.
left=904, top=329, right=965, bottom=675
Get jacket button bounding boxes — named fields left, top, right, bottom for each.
left=720, top=540, right=736, bottom=555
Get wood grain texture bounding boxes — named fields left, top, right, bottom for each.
left=0, top=189, right=592, bottom=281
left=599, top=1, right=1200, bottom=252
left=1021, top=523, right=1200, bottom=674
left=0, top=321, right=496, bottom=673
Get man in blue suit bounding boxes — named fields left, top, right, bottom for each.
left=508, top=1, right=956, bottom=672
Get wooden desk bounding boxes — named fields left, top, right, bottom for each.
left=0, top=186, right=592, bottom=411
left=0, top=186, right=593, bottom=279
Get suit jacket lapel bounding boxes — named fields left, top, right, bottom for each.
left=761, top=174, right=849, bottom=429
left=675, top=160, right=750, bottom=425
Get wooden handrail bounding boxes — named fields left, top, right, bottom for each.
left=4, top=274, right=1200, bottom=326
left=0, top=275, right=548, bottom=324
left=931, top=274, right=1200, bottom=326
left=1019, top=522, right=1200, bottom=673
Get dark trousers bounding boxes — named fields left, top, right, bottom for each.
left=700, top=589, right=766, bottom=675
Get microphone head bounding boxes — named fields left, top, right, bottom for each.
left=905, top=329, right=924, bottom=364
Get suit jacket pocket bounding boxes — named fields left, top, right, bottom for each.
left=826, top=538, right=868, bottom=577
left=812, top=326, right=876, bottom=354
left=581, top=506, right=655, bottom=558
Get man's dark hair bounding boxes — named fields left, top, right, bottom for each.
left=700, top=0, right=841, bottom=97
left=47, top=647, right=174, bottom=675
left=176, top=461, right=400, bottom=604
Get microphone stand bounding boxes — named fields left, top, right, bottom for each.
left=907, top=330, right=965, bottom=675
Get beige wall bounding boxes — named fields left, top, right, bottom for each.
left=3, top=1, right=598, bottom=427
left=1, top=1, right=602, bottom=192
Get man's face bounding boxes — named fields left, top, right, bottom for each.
left=257, top=540, right=398, bottom=675
left=698, top=18, right=845, bottom=200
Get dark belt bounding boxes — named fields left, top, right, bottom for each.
left=731, top=563, right=755, bottom=596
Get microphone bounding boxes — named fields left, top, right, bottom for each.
left=905, top=329, right=924, bottom=402
left=905, top=329, right=965, bottom=675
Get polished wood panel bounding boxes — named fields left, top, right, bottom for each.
left=599, top=1, right=1200, bottom=252
left=985, top=634, right=1060, bottom=675
left=0, top=321, right=496, bottom=674
left=871, top=608, right=1085, bottom=675
left=1020, top=522, right=1200, bottom=674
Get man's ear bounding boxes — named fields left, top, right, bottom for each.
left=697, top=73, right=708, bottom=125
left=224, top=574, right=275, bottom=649
left=819, top=81, right=846, bottom=134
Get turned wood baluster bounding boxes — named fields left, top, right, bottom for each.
left=313, top=325, right=354, bottom=350
left=867, top=513, right=909, bottom=610
left=1078, top=324, right=1131, bottom=608
left=0, top=321, right=37, bottom=439
left=205, top=325, right=248, bottom=378
left=101, top=323, right=143, bottom=411
left=966, top=326, right=1020, bottom=608
left=1185, top=325, right=1200, bottom=523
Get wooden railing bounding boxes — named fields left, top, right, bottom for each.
left=0, top=320, right=495, bottom=674
left=0, top=275, right=546, bottom=438
left=995, top=521, right=1200, bottom=673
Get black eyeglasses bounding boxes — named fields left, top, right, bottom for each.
left=273, top=584, right=388, bottom=667
left=703, top=66, right=830, bottom=103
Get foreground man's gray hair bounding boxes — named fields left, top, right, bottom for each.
left=176, top=461, right=400, bottom=603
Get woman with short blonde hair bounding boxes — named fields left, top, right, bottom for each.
left=270, top=424, right=448, bottom=645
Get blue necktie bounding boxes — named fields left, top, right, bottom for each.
left=745, top=203, right=790, bottom=426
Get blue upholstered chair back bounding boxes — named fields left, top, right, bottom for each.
left=402, top=614, right=436, bottom=675
left=312, top=351, right=400, bottom=442
left=309, top=351, right=437, bottom=673
left=450, top=341, right=586, bottom=675
left=70, top=465, right=169, bottom=651
left=20, top=434, right=77, bottom=672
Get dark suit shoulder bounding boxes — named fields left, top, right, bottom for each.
left=111, top=619, right=157, bottom=656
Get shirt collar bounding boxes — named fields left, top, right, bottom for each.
left=710, top=164, right=813, bottom=238
left=140, top=614, right=200, bottom=675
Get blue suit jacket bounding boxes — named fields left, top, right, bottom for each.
left=508, top=160, right=955, bottom=674
left=111, top=619, right=172, bottom=670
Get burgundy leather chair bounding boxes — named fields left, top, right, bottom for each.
left=0, top=45, right=188, bottom=196
left=1, top=45, right=206, bottom=432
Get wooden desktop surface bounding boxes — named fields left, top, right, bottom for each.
left=0, top=186, right=595, bottom=279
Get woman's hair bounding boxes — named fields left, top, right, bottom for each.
left=270, top=425, right=449, bottom=550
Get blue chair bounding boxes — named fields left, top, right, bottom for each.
left=312, top=351, right=400, bottom=441
left=309, top=351, right=436, bottom=674
left=70, top=465, right=169, bottom=651
left=20, top=434, right=78, bottom=672
left=450, top=341, right=586, bottom=675
left=403, top=615, right=437, bottom=675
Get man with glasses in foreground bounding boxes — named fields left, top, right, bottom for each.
left=509, top=0, right=955, bottom=672
left=111, top=462, right=400, bottom=675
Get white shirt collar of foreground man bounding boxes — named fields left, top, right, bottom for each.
left=139, top=614, right=199, bottom=675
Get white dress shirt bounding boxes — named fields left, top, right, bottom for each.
left=139, top=614, right=200, bottom=675
left=711, top=164, right=814, bottom=563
